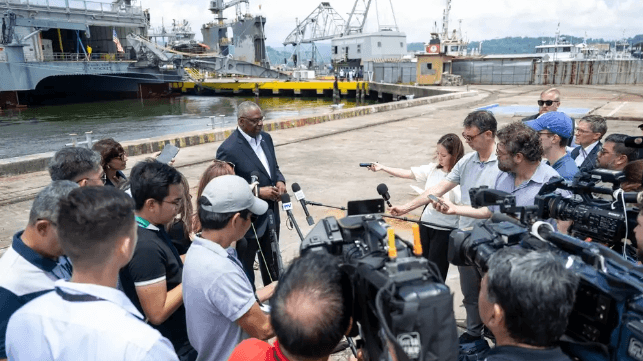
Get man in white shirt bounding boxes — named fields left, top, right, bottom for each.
left=216, top=101, right=286, bottom=288
left=570, top=115, right=607, bottom=172
left=6, top=187, right=178, bottom=361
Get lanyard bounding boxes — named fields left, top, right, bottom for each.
left=55, top=287, right=144, bottom=321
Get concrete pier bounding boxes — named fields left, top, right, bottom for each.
left=1, top=85, right=642, bottom=358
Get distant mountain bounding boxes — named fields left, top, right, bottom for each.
left=408, top=35, right=643, bottom=55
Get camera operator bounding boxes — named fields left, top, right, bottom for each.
left=390, top=110, right=500, bottom=344
left=480, top=248, right=578, bottom=361
left=436, top=122, right=561, bottom=221
left=229, top=251, right=353, bottom=361
left=596, top=133, right=638, bottom=172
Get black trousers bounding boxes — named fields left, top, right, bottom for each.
left=236, top=230, right=280, bottom=288
left=419, top=225, right=451, bottom=282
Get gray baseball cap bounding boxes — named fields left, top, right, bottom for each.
left=200, top=175, right=268, bottom=215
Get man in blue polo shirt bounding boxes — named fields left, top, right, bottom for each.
left=525, top=111, right=578, bottom=181
left=0, top=181, right=78, bottom=360
left=183, top=175, right=275, bottom=361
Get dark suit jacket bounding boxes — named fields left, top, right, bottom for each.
left=570, top=141, right=602, bottom=172
left=216, top=129, right=286, bottom=238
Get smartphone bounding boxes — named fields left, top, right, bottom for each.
left=359, top=163, right=373, bottom=167
left=428, top=194, right=447, bottom=208
left=157, top=144, right=180, bottom=164
left=347, top=199, right=385, bottom=216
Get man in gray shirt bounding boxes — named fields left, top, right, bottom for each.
left=390, top=110, right=500, bottom=343
left=182, top=175, right=276, bottom=361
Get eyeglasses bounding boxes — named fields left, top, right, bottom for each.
left=115, top=152, right=127, bottom=161
left=162, top=198, right=183, bottom=207
left=242, top=116, right=264, bottom=124
left=538, top=100, right=559, bottom=106
left=575, top=128, right=594, bottom=134
left=598, top=148, right=612, bottom=155
left=462, top=130, right=485, bottom=142
left=77, top=172, right=106, bottom=185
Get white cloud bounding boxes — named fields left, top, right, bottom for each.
left=140, top=0, right=642, bottom=46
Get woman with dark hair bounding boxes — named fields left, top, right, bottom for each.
left=622, top=160, right=643, bottom=192
left=367, top=133, right=465, bottom=281
left=168, top=174, right=195, bottom=255
left=193, top=160, right=236, bottom=232
left=92, top=138, right=128, bottom=188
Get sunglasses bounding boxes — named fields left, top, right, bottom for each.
left=537, top=100, right=559, bottom=106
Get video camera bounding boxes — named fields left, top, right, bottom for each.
left=300, top=199, right=458, bottom=361
left=449, top=185, right=643, bottom=361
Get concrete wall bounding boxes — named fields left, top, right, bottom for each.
left=453, top=59, right=533, bottom=85
left=453, top=58, right=643, bottom=85
left=365, top=61, right=416, bottom=84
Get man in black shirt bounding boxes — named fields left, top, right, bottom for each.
left=119, top=161, right=196, bottom=361
left=480, top=248, right=578, bottom=361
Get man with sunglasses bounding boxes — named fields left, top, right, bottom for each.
left=119, top=161, right=197, bottom=361
left=522, top=88, right=561, bottom=122
left=183, top=175, right=276, bottom=361
left=0, top=181, right=78, bottom=361
left=216, top=101, right=287, bottom=288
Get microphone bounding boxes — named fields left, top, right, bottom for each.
left=292, top=183, right=314, bottom=226
left=625, top=136, right=643, bottom=148
left=250, top=171, right=260, bottom=197
left=376, top=183, right=392, bottom=207
left=281, top=193, right=304, bottom=241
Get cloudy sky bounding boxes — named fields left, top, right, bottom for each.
left=139, top=0, right=641, bottom=47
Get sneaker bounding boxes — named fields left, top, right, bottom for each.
left=459, top=332, right=483, bottom=344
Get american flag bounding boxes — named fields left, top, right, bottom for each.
left=113, top=28, right=124, bottom=53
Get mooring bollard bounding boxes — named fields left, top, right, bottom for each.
left=66, top=131, right=95, bottom=148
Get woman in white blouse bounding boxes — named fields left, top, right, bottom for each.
left=367, top=133, right=464, bottom=281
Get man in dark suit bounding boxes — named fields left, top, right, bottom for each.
left=570, top=114, right=607, bottom=172
left=216, top=101, right=286, bottom=287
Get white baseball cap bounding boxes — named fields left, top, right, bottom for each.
left=200, top=175, right=268, bottom=215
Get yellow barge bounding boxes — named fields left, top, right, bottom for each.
left=170, top=79, right=368, bottom=97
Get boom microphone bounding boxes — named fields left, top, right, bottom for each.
left=292, top=183, right=314, bottom=226
left=281, top=193, right=304, bottom=241
left=376, top=183, right=392, bottom=207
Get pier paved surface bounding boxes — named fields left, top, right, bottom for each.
left=1, top=84, right=642, bottom=359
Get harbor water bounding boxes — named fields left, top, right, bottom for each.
left=0, top=96, right=371, bottom=159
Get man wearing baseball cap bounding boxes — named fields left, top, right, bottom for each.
left=182, top=175, right=276, bottom=361
left=526, top=111, right=579, bottom=181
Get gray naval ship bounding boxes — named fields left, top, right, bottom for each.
left=0, top=0, right=183, bottom=107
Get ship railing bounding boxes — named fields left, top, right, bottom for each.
left=3, top=0, right=144, bottom=16
left=43, top=52, right=133, bottom=61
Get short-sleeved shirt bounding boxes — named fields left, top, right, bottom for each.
left=445, top=151, right=500, bottom=230
left=547, top=154, right=578, bottom=182
left=0, top=231, right=72, bottom=359
left=119, top=217, right=188, bottom=350
left=411, top=163, right=461, bottom=229
left=484, top=345, right=572, bottom=361
left=229, top=339, right=290, bottom=361
left=493, top=162, right=561, bottom=209
left=6, top=280, right=178, bottom=361
left=183, top=235, right=256, bottom=361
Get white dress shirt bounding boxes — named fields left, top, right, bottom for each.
left=574, top=140, right=599, bottom=167
left=238, top=127, right=271, bottom=178
left=6, top=280, right=178, bottom=361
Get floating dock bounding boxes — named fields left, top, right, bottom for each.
left=170, top=79, right=368, bottom=97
